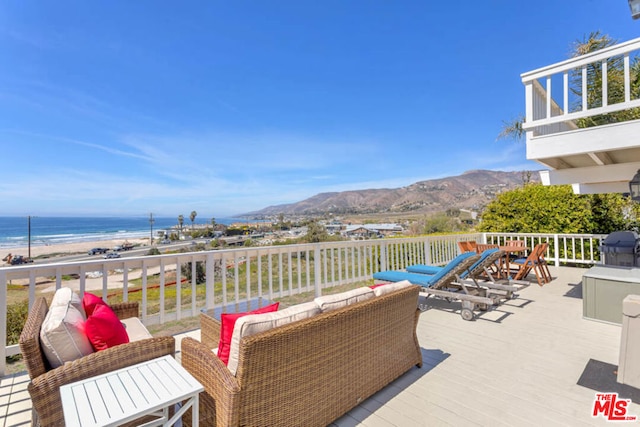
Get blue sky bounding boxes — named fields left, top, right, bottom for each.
left=1, top=1, right=638, bottom=218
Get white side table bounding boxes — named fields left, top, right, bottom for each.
left=60, top=355, right=204, bottom=426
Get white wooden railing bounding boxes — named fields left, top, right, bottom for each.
left=0, top=232, right=605, bottom=375
left=521, top=37, right=640, bottom=136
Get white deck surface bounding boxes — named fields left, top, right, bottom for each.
left=2, top=266, right=639, bottom=426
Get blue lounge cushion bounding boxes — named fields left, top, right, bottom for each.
left=373, top=251, right=477, bottom=288
left=407, top=248, right=500, bottom=279
left=372, top=270, right=444, bottom=287
left=406, top=264, right=441, bottom=275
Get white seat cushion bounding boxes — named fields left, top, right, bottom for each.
left=227, top=302, right=320, bottom=375
left=372, top=280, right=415, bottom=297
left=121, top=317, right=152, bottom=341
left=40, top=288, right=94, bottom=368
left=314, top=287, right=374, bottom=312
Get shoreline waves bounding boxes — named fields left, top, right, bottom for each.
left=0, top=216, right=258, bottom=251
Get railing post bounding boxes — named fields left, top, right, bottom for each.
left=481, top=232, right=487, bottom=244
left=0, top=270, right=6, bottom=376
left=554, top=234, right=560, bottom=266
left=424, top=237, right=431, bottom=265
left=380, top=241, right=388, bottom=272
left=206, top=253, right=215, bottom=311
left=314, top=244, right=322, bottom=297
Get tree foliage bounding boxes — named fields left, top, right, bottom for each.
left=406, top=213, right=471, bottom=235
left=498, top=31, right=640, bottom=140
left=571, top=31, right=640, bottom=127
left=181, top=261, right=206, bottom=284
left=303, top=221, right=328, bottom=243
left=478, top=184, right=640, bottom=234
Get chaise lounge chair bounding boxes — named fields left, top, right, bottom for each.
left=373, top=252, right=495, bottom=321
left=406, top=248, right=525, bottom=300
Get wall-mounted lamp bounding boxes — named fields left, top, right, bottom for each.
left=630, top=0, right=640, bottom=19
left=630, top=170, right=640, bottom=200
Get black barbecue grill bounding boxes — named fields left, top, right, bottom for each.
left=600, top=231, right=640, bottom=267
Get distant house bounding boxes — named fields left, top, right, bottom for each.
left=459, top=209, right=478, bottom=224
left=343, top=223, right=403, bottom=238
left=324, top=222, right=343, bottom=235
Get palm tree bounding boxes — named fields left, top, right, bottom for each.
left=190, top=211, right=197, bottom=230
left=177, top=215, right=184, bottom=238
left=496, top=114, right=525, bottom=142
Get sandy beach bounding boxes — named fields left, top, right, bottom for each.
left=2, top=238, right=162, bottom=292
left=2, top=238, right=149, bottom=261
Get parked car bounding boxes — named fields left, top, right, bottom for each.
left=160, top=239, right=171, bottom=244
left=10, top=255, right=33, bottom=265
left=88, top=248, right=108, bottom=255
left=104, top=252, right=121, bottom=259
left=113, top=245, right=123, bottom=251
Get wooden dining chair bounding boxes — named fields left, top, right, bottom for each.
left=504, top=240, right=525, bottom=261
left=535, top=242, right=552, bottom=283
left=511, top=243, right=550, bottom=286
left=475, top=243, right=498, bottom=253
left=457, top=240, right=477, bottom=253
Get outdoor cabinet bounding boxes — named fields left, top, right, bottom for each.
left=582, top=265, right=640, bottom=324
left=618, top=294, right=640, bottom=389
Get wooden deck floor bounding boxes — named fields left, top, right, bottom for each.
left=330, top=266, right=640, bottom=426
left=2, top=266, right=639, bottom=426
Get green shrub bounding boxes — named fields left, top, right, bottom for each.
left=7, top=299, right=28, bottom=345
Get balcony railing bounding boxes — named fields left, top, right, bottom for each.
left=0, top=232, right=605, bottom=375
left=521, top=37, right=640, bottom=137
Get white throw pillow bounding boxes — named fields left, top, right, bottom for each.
left=40, top=288, right=94, bottom=368
left=50, top=287, right=86, bottom=316
left=372, top=280, right=415, bottom=297
left=227, top=301, right=320, bottom=376
left=314, top=287, right=374, bottom=312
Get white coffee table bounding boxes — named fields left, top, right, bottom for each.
left=60, top=355, right=204, bottom=426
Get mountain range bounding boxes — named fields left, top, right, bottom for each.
left=244, top=169, right=540, bottom=217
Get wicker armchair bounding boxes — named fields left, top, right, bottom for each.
left=19, top=296, right=176, bottom=427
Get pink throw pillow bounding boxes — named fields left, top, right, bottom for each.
left=85, top=304, right=130, bottom=351
left=217, top=302, right=279, bottom=365
left=82, top=292, right=107, bottom=316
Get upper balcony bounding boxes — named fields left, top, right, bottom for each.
left=521, top=37, right=640, bottom=194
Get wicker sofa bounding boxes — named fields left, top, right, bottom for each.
left=19, top=296, right=176, bottom=427
left=181, top=284, right=423, bottom=427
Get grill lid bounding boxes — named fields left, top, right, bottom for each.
left=602, top=231, right=640, bottom=247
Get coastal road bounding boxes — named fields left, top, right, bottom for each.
left=29, top=240, right=204, bottom=265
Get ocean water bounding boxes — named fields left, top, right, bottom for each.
left=0, top=216, right=249, bottom=249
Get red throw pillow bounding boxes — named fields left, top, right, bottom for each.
left=369, top=284, right=388, bottom=289
left=217, top=302, right=279, bottom=365
left=82, top=292, right=108, bottom=316
left=85, top=304, right=130, bottom=351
